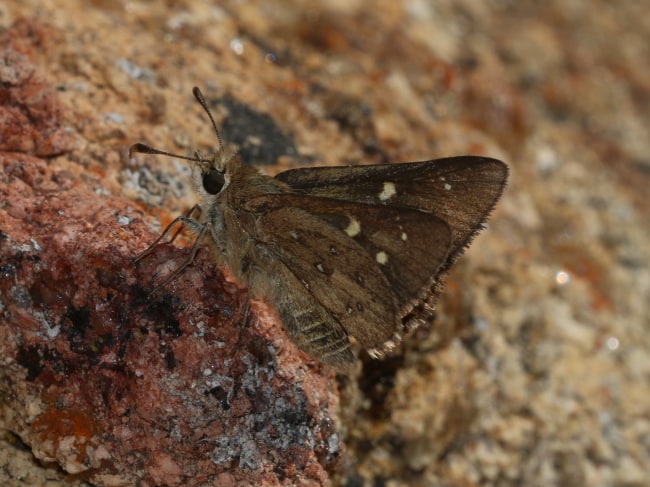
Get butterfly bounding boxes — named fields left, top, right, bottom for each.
left=129, top=87, right=508, bottom=371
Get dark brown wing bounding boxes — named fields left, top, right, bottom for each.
left=249, top=196, right=452, bottom=352
left=275, top=157, right=507, bottom=331
left=275, top=156, right=508, bottom=256
left=268, top=256, right=357, bottom=370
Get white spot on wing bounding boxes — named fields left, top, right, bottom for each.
left=401, top=232, right=407, bottom=241
left=316, top=263, right=325, bottom=273
left=379, top=182, right=396, bottom=201
left=444, top=183, right=452, bottom=191
left=376, top=251, right=388, bottom=265
left=345, top=217, right=361, bottom=237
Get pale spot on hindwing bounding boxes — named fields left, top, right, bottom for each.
left=345, top=217, right=361, bottom=237
left=379, top=181, right=396, bottom=201
left=444, top=183, right=452, bottom=191
left=401, top=232, right=408, bottom=241
left=375, top=251, right=388, bottom=265
left=315, top=263, right=325, bottom=273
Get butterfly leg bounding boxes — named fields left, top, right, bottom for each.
left=133, top=204, right=203, bottom=262
left=134, top=205, right=210, bottom=294
left=145, top=220, right=210, bottom=294
left=169, top=204, right=203, bottom=244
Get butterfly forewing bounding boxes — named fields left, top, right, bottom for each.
left=275, top=156, right=508, bottom=253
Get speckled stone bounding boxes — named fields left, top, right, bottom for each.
left=1, top=1, right=649, bottom=486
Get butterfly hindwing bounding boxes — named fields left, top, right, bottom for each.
left=246, top=194, right=453, bottom=351
left=269, top=259, right=357, bottom=369
left=255, top=204, right=399, bottom=347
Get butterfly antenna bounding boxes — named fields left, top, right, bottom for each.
left=128, top=143, right=211, bottom=164
left=192, top=86, right=224, bottom=150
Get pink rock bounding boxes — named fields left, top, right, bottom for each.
left=0, top=47, right=341, bottom=485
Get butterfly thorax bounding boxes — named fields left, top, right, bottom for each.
left=203, top=162, right=293, bottom=286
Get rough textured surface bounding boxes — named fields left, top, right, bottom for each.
left=1, top=1, right=649, bottom=486
left=0, top=15, right=341, bottom=487
left=0, top=139, right=341, bottom=485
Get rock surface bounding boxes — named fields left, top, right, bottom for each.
left=1, top=1, right=649, bottom=486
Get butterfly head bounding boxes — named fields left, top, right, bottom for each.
left=192, top=147, right=240, bottom=198
left=129, top=86, right=241, bottom=199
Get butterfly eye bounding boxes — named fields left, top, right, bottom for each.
left=202, top=169, right=225, bottom=195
